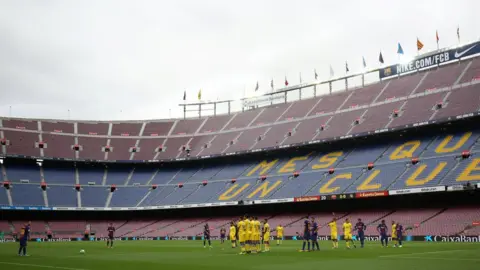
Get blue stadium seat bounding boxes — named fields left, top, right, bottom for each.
left=110, top=187, right=149, bottom=207
left=6, top=164, right=41, bottom=183
left=441, top=155, right=480, bottom=186
left=140, top=185, right=177, bottom=206
left=306, top=168, right=364, bottom=195
left=43, top=166, right=75, bottom=184
left=212, top=163, right=253, bottom=180
left=389, top=156, right=457, bottom=190
left=338, top=145, right=388, bottom=167
left=160, top=184, right=200, bottom=205
left=168, top=168, right=203, bottom=184
left=106, top=167, right=131, bottom=185
left=269, top=171, right=327, bottom=199
left=345, top=163, right=408, bottom=193
left=150, top=169, right=181, bottom=185
left=47, top=186, right=77, bottom=207
left=375, top=137, right=432, bottom=163
left=129, top=168, right=157, bottom=185
left=81, top=187, right=109, bottom=207
left=0, top=187, right=9, bottom=206
left=420, top=131, right=478, bottom=157
left=181, top=181, right=229, bottom=204
left=78, top=167, right=104, bottom=185
left=10, top=184, right=44, bottom=206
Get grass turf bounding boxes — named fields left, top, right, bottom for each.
left=0, top=240, right=479, bottom=270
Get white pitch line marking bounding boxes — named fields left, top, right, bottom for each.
left=379, top=249, right=468, bottom=258
left=0, top=261, right=89, bottom=270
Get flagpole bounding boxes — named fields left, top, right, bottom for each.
left=436, top=30, right=439, bottom=50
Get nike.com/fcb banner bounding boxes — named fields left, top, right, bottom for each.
left=380, top=41, right=480, bottom=79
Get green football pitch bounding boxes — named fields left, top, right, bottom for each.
left=0, top=240, right=479, bottom=270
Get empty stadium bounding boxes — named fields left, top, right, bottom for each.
left=1, top=2, right=480, bottom=270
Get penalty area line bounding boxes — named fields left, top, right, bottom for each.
left=0, top=261, right=89, bottom=270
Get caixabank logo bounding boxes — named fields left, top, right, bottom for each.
left=425, top=235, right=480, bottom=242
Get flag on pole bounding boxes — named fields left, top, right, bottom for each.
left=314, top=69, right=318, bottom=80
left=270, top=79, right=274, bottom=90
left=284, top=76, right=289, bottom=86
left=345, top=61, right=349, bottom=73
left=436, top=30, right=439, bottom=49
left=255, top=81, right=259, bottom=92
left=397, top=43, right=404, bottom=55
left=457, top=26, right=460, bottom=43
left=362, top=57, right=367, bottom=68
left=299, top=73, right=302, bottom=84
left=197, top=89, right=202, bottom=100
left=183, top=90, right=186, bottom=101
left=379, top=52, right=384, bottom=64
left=329, top=65, right=334, bottom=77
left=417, top=38, right=424, bottom=51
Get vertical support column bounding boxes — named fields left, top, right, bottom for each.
left=39, top=167, right=45, bottom=182
left=329, top=82, right=332, bottom=94
left=345, top=78, right=348, bottom=90
left=75, top=167, right=80, bottom=185
left=102, top=167, right=108, bottom=186
left=183, top=105, right=186, bottom=119
left=43, top=185, right=49, bottom=207
left=313, top=85, right=317, bottom=97
left=199, top=104, right=201, bottom=118
left=77, top=189, right=82, bottom=207
left=284, top=92, right=287, bottom=104
left=362, top=74, right=365, bottom=87
left=214, top=102, right=217, bottom=116
left=1, top=164, right=6, bottom=180
left=228, top=101, right=231, bottom=115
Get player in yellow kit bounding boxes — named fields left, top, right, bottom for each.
left=343, top=218, right=355, bottom=249
left=328, top=216, right=339, bottom=249
left=254, top=217, right=261, bottom=252
left=251, top=217, right=258, bottom=253
left=229, top=222, right=237, bottom=248
left=391, top=220, right=397, bottom=247
left=237, top=216, right=246, bottom=254
left=263, top=219, right=270, bottom=252
left=276, top=224, right=284, bottom=245
left=245, top=216, right=252, bottom=253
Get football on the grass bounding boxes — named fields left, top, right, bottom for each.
left=80, top=249, right=85, bottom=254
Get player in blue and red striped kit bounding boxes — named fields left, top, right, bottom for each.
left=396, top=223, right=404, bottom=248
left=377, top=220, right=388, bottom=247
left=310, top=217, right=320, bottom=251
left=107, top=223, right=115, bottom=248
left=355, top=218, right=366, bottom=248
left=18, top=221, right=31, bottom=256
left=300, top=218, right=311, bottom=252
left=203, top=223, right=212, bottom=249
